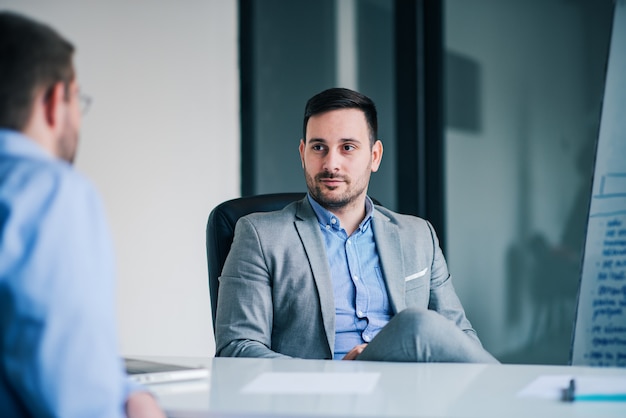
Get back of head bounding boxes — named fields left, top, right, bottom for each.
left=0, top=11, right=74, bottom=131
left=303, top=87, right=378, bottom=146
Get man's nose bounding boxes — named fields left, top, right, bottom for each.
left=322, top=148, right=341, bottom=172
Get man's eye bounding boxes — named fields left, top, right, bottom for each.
left=312, top=145, right=324, bottom=151
left=343, top=145, right=356, bottom=151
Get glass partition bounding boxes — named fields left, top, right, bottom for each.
left=444, top=0, right=613, bottom=363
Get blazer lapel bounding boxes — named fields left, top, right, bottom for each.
left=294, top=199, right=336, bottom=353
left=372, top=210, right=406, bottom=313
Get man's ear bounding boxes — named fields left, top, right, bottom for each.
left=43, top=82, right=66, bottom=131
left=371, top=139, right=383, bottom=173
left=299, top=139, right=306, bottom=168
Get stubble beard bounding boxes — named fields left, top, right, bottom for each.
left=305, top=171, right=368, bottom=210
left=57, top=115, right=79, bottom=164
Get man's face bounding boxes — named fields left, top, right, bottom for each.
left=56, top=79, right=81, bottom=164
left=299, top=108, right=382, bottom=210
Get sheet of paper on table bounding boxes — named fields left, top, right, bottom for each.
left=518, top=375, right=626, bottom=401
left=241, top=372, right=380, bottom=394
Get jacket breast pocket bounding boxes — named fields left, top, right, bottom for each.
left=404, top=275, right=429, bottom=308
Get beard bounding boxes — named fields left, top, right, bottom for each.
left=305, top=170, right=369, bottom=210
left=57, top=115, right=79, bottom=164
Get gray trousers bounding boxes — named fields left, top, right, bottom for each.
left=357, top=308, right=499, bottom=363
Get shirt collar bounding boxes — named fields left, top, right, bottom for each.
left=0, top=128, right=55, bottom=163
left=307, top=193, right=374, bottom=233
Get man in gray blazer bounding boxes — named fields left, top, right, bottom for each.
left=215, top=88, right=498, bottom=363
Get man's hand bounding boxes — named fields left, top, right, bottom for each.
left=342, top=343, right=368, bottom=360
left=126, top=391, right=166, bottom=418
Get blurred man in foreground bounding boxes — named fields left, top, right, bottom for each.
left=0, top=11, right=164, bottom=417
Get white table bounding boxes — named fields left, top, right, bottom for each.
left=140, top=356, right=626, bottom=418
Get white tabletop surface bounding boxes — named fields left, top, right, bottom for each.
left=136, top=356, right=626, bottom=418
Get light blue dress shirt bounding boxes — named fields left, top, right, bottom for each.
left=308, top=194, right=393, bottom=359
left=0, top=129, right=137, bottom=417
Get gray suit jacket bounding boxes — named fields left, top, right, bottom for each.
left=215, top=197, right=480, bottom=359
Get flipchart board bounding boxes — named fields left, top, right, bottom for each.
left=571, top=0, right=626, bottom=367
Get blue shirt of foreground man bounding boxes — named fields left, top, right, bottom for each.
left=0, top=12, right=164, bottom=417
left=216, top=87, right=499, bottom=363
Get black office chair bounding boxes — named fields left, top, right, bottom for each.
left=205, top=193, right=306, bottom=331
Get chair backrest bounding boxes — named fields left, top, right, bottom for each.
left=205, top=193, right=305, bottom=329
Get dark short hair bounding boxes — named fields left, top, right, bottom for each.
left=303, top=87, right=378, bottom=146
left=0, top=11, right=75, bottom=131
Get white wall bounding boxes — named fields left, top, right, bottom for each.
left=1, top=0, right=239, bottom=357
